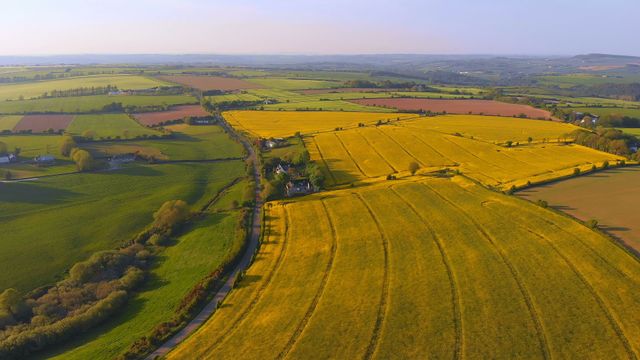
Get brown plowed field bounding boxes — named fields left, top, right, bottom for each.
left=158, top=75, right=262, bottom=91
left=14, top=115, right=75, bottom=132
left=134, top=105, right=210, bottom=126
left=298, top=88, right=397, bottom=94
left=518, top=166, right=640, bottom=253
left=351, top=98, right=552, bottom=119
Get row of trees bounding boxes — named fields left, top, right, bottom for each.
left=571, top=128, right=639, bottom=158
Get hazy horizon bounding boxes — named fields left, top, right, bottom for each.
left=2, top=0, right=639, bottom=57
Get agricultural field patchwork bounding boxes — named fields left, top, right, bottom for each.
left=133, top=105, right=210, bottom=126
left=351, top=98, right=554, bottom=119
left=0, top=94, right=197, bottom=114
left=169, top=177, right=640, bottom=359
left=0, top=75, right=168, bottom=101
left=518, top=166, right=640, bottom=252
left=158, top=75, right=262, bottom=91
left=224, top=110, right=417, bottom=138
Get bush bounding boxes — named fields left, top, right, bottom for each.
left=152, top=200, right=191, bottom=232
left=536, top=199, right=548, bottom=208
left=573, top=168, right=581, bottom=176
left=586, top=219, right=599, bottom=229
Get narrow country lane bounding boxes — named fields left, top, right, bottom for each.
left=146, top=118, right=263, bottom=359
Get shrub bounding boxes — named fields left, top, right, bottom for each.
left=586, top=219, right=599, bottom=229
left=536, top=199, right=548, bottom=208
left=573, top=168, right=581, bottom=176
left=152, top=200, right=191, bottom=232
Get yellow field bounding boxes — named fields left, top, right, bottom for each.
left=306, top=122, right=622, bottom=188
left=168, top=177, right=640, bottom=359
left=400, top=115, right=579, bottom=143
left=224, top=110, right=417, bottom=138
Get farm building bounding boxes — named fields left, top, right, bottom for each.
left=34, top=155, right=55, bottom=165
left=265, top=138, right=286, bottom=149
left=275, top=163, right=291, bottom=175
left=0, top=154, right=16, bottom=164
left=285, top=179, right=313, bottom=197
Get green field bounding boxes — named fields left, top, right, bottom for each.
left=208, top=93, right=263, bottom=103
left=538, top=73, right=640, bottom=87
left=0, top=115, right=22, bottom=131
left=83, top=124, right=244, bottom=161
left=0, top=75, right=169, bottom=101
left=0, top=134, right=64, bottom=158
left=0, top=161, right=245, bottom=293
left=0, top=94, right=196, bottom=114
left=246, top=78, right=340, bottom=90
left=170, top=177, right=640, bottom=359
left=618, top=128, right=640, bottom=136
left=45, top=180, right=247, bottom=360
left=67, top=114, right=159, bottom=139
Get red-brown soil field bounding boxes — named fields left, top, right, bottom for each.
left=158, top=75, right=262, bottom=91
left=133, top=105, right=210, bottom=126
left=298, top=87, right=397, bottom=94
left=518, top=166, right=640, bottom=253
left=13, top=115, right=75, bottom=132
left=351, top=98, right=553, bottom=119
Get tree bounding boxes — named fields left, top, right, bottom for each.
left=60, top=135, right=77, bottom=157
left=72, top=149, right=95, bottom=171
left=408, top=161, right=420, bottom=175
left=527, top=137, right=533, bottom=144
left=0, top=288, right=28, bottom=319
left=82, top=130, right=96, bottom=140
left=0, top=141, right=7, bottom=156
left=573, top=168, right=581, bottom=176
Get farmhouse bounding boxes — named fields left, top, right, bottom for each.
left=285, top=179, right=313, bottom=197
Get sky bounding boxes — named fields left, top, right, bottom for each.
left=0, top=0, right=638, bottom=56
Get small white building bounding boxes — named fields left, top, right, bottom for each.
left=0, top=154, right=16, bottom=164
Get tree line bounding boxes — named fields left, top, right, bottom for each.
left=0, top=200, right=193, bottom=359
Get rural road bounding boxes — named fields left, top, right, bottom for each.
left=146, top=119, right=263, bottom=359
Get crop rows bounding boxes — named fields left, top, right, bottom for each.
left=168, top=178, right=640, bottom=359
left=308, top=124, right=622, bottom=188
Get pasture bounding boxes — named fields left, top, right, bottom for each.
left=351, top=98, right=553, bottom=119
left=518, top=166, right=640, bottom=252
left=66, top=114, right=159, bottom=139
left=133, top=105, right=210, bottom=126
left=303, top=118, right=620, bottom=188
left=84, top=124, right=244, bottom=161
left=224, top=110, right=417, bottom=138
left=0, top=94, right=197, bottom=114
left=158, top=75, right=262, bottom=91
left=0, top=75, right=168, bottom=101
left=0, top=161, right=245, bottom=293
left=46, top=185, right=247, bottom=360
left=169, top=177, right=640, bottom=359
